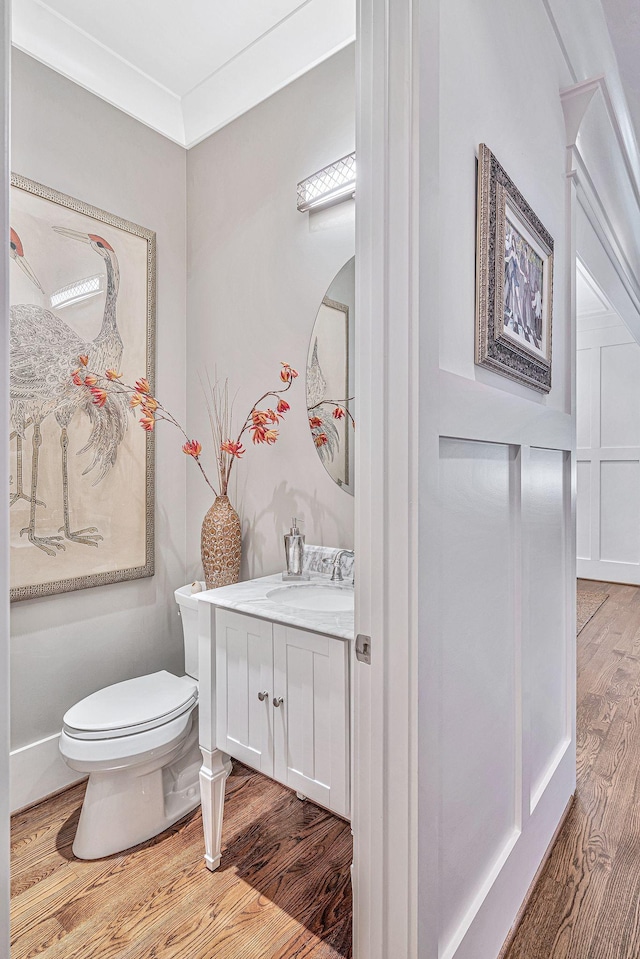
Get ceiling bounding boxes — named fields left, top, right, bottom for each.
left=12, top=0, right=355, bottom=148
left=576, top=262, right=627, bottom=334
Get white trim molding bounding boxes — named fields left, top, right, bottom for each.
left=353, top=0, right=419, bottom=955
left=561, top=75, right=640, bottom=333
left=12, top=0, right=355, bottom=148
left=10, top=733, right=84, bottom=814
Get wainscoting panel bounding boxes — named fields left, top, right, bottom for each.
left=577, top=325, right=640, bottom=583
left=600, top=460, right=640, bottom=564
left=525, top=448, right=570, bottom=812
left=576, top=348, right=593, bottom=450
left=600, top=343, right=640, bottom=449
left=439, top=438, right=519, bottom=958
left=576, top=460, right=592, bottom=560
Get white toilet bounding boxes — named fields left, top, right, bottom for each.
left=59, top=584, right=213, bottom=860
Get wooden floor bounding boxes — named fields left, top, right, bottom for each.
left=10, top=762, right=352, bottom=959
left=504, top=581, right=640, bottom=959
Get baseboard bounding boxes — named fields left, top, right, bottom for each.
left=10, top=732, right=85, bottom=814
left=497, top=793, right=576, bottom=959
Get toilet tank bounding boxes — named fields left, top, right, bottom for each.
left=174, top=584, right=205, bottom=680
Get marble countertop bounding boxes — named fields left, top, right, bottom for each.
left=196, top=572, right=354, bottom=642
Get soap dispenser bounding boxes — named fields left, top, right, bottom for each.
left=283, top=518, right=308, bottom=580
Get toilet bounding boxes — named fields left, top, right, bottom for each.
left=59, top=584, right=216, bottom=860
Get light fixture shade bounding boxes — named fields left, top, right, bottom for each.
left=297, top=152, right=356, bottom=212
left=50, top=273, right=105, bottom=310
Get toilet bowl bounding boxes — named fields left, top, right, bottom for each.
left=59, top=584, right=227, bottom=860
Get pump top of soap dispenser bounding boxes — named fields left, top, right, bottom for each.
left=290, top=518, right=300, bottom=534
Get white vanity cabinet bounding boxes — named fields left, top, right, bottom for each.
left=215, top=608, right=350, bottom=818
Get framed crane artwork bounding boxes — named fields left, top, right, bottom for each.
left=9, top=174, right=156, bottom=601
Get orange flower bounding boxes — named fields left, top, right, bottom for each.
left=105, top=369, right=122, bottom=381
left=90, top=387, right=108, bottom=408
left=251, top=425, right=278, bottom=445
left=182, top=439, right=202, bottom=457
left=72, top=369, right=83, bottom=387
left=84, top=374, right=98, bottom=387
left=252, top=409, right=269, bottom=426
left=277, top=399, right=290, bottom=414
left=332, top=406, right=346, bottom=419
left=135, top=377, right=151, bottom=394
left=140, top=415, right=155, bottom=432
left=314, top=433, right=328, bottom=448
left=78, top=355, right=89, bottom=366
left=144, top=396, right=158, bottom=412
left=221, top=440, right=245, bottom=458
left=309, top=416, right=323, bottom=429
left=130, top=393, right=142, bottom=408
left=280, top=363, right=299, bottom=382
left=265, top=408, right=280, bottom=423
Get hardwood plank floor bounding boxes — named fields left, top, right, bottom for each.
left=503, top=581, right=640, bottom=959
left=10, top=762, right=352, bottom=959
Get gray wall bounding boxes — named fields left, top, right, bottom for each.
left=10, top=51, right=188, bottom=750
left=186, top=45, right=356, bottom=580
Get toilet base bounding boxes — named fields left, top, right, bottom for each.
left=72, top=720, right=203, bottom=860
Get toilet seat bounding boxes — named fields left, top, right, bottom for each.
left=63, top=671, right=198, bottom=741
left=60, top=707, right=198, bottom=770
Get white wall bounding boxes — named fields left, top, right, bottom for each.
left=576, top=264, right=640, bottom=583
left=186, top=45, right=355, bottom=582
left=9, top=51, right=188, bottom=807
left=417, top=2, right=576, bottom=957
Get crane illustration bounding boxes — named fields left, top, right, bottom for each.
left=9, top=228, right=46, bottom=508
left=9, top=227, right=129, bottom=555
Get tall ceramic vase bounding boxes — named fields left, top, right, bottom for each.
left=201, top=494, right=242, bottom=589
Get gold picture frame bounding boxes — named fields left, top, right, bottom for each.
left=475, top=144, right=554, bottom=392
left=9, top=174, right=155, bottom=601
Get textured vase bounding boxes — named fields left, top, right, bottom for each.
left=201, top=495, right=242, bottom=590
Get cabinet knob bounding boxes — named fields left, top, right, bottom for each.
left=273, top=696, right=284, bottom=708
left=257, top=691, right=269, bottom=702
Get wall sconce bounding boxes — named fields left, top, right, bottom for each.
left=297, top=152, right=356, bottom=213
left=50, top=273, right=105, bottom=310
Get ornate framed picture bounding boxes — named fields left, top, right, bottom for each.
left=9, top=174, right=155, bottom=601
left=475, top=143, right=554, bottom=392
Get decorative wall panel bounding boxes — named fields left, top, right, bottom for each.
left=576, top=461, right=592, bottom=560
left=439, top=438, right=518, bottom=957
left=600, top=460, right=640, bottom=564
left=526, top=447, right=569, bottom=811
left=600, top=343, right=640, bottom=448
left=576, top=349, right=592, bottom=450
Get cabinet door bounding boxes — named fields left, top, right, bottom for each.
left=273, top=624, right=349, bottom=818
left=215, top=609, right=274, bottom=776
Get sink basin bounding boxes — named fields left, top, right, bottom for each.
left=266, top=584, right=354, bottom=613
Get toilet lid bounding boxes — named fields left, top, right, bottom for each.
left=63, top=671, right=198, bottom=739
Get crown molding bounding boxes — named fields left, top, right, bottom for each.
left=12, top=0, right=186, bottom=144
left=542, top=0, right=640, bottom=340
left=12, top=0, right=355, bottom=150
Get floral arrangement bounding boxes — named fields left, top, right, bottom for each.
left=72, top=356, right=298, bottom=498
left=307, top=397, right=355, bottom=456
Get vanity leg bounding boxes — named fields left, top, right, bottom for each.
left=199, top=746, right=228, bottom=872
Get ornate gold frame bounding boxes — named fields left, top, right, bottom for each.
left=475, top=144, right=554, bottom=392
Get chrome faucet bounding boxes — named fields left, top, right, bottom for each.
left=330, top=549, right=355, bottom=583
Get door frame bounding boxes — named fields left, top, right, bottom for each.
left=352, top=0, right=421, bottom=955
left=1, top=1, right=12, bottom=953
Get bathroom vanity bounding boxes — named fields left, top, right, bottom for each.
left=196, top=572, right=354, bottom=871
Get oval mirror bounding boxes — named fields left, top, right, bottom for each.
left=306, top=257, right=355, bottom=495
